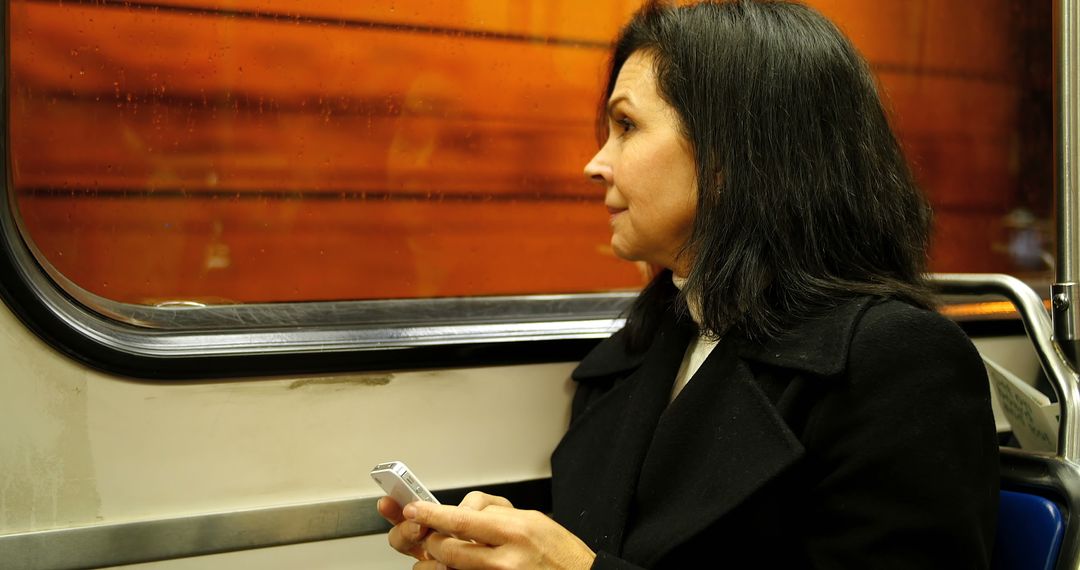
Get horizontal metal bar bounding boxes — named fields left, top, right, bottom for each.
left=0, top=479, right=551, bottom=570
left=0, top=497, right=388, bottom=570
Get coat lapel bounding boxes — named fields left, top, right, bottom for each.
left=550, top=314, right=694, bottom=556
left=621, top=336, right=806, bottom=566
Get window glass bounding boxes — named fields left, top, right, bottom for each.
left=8, top=0, right=1051, bottom=307
left=819, top=0, right=1052, bottom=280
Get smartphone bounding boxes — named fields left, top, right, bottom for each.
left=371, top=461, right=440, bottom=506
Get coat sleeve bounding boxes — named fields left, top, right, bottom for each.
left=799, top=303, right=999, bottom=569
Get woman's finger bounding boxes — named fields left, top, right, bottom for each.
left=382, top=496, right=436, bottom=560
left=458, top=490, right=514, bottom=511
left=404, top=502, right=506, bottom=546
left=377, top=496, right=405, bottom=525
left=425, top=531, right=499, bottom=570
left=388, top=520, right=433, bottom=561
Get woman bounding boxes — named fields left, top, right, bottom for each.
left=379, top=1, right=999, bottom=568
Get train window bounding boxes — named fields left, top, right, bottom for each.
left=9, top=1, right=648, bottom=308
left=1, top=0, right=1051, bottom=374
left=8, top=0, right=1051, bottom=309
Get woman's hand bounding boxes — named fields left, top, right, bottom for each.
left=378, top=491, right=515, bottom=562
left=377, top=496, right=433, bottom=561
left=403, top=494, right=596, bottom=570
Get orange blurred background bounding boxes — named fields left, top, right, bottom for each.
left=8, top=0, right=1052, bottom=305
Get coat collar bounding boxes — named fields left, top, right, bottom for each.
left=735, top=296, right=875, bottom=376
left=571, top=328, right=647, bottom=381
left=572, top=296, right=876, bottom=382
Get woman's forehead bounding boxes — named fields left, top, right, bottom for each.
left=610, top=52, right=661, bottom=109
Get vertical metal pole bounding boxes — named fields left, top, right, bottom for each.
left=1054, top=0, right=1080, bottom=368
left=1053, top=0, right=1080, bottom=464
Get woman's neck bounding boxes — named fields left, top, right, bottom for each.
left=670, top=273, right=703, bottom=325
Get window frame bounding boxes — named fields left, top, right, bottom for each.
left=2, top=181, right=636, bottom=378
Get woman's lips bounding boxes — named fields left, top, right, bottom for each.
left=607, top=206, right=627, bottom=224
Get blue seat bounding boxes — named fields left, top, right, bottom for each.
left=992, top=489, right=1065, bottom=570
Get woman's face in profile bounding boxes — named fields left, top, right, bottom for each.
left=584, top=50, right=698, bottom=276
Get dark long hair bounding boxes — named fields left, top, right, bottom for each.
left=608, top=0, right=935, bottom=351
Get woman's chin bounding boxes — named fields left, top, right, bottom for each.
left=611, top=246, right=663, bottom=273
left=609, top=241, right=636, bottom=263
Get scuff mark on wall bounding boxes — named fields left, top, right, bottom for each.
left=0, top=305, right=101, bottom=532
left=288, top=375, right=393, bottom=390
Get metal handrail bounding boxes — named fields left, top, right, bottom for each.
left=934, top=273, right=1080, bottom=464
left=1056, top=0, right=1080, bottom=368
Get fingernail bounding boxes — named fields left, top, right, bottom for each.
left=402, top=503, right=416, bottom=519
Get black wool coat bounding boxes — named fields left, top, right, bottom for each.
left=551, top=297, right=999, bottom=569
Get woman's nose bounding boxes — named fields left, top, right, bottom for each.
left=583, top=152, right=612, bottom=186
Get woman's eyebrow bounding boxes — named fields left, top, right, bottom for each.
left=606, top=94, right=634, bottom=117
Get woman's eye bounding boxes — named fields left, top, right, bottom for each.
left=617, top=117, right=636, bottom=135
